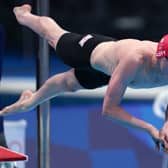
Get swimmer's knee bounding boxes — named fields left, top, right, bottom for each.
left=64, top=70, right=83, bottom=92
left=39, top=16, right=67, bottom=48
left=46, top=70, right=82, bottom=92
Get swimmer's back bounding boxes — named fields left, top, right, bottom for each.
left=91, top=39, right=158, bottom=75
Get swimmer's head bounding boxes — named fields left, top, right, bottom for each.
left=156, top=34, right=168, bottom=60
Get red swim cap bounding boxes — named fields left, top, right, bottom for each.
left=156, top=34, right=168, bottom=59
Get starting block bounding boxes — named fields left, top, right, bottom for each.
left=0, top=146, right=28, bottom=162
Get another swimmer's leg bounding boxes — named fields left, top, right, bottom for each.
left=13, top=4, right=68, bottom=49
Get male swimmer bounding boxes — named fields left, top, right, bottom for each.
left=1, top=4, right=168, bottom=152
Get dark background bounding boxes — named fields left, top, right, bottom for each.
left=1, top=0, right=168, bottom=57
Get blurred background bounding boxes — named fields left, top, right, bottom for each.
left=0, top=0, right=168, bottom=168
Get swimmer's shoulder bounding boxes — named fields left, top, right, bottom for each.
left=112, top=38, right=157, bottom=45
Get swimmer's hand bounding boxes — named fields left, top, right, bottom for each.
left=149, top=126, right=166, bottom=152
left=0, top=90, right=34, bottom=115
left=159, top=122, right=168, bottom=153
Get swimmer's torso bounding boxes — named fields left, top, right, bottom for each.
left=90, top=39, right=168, bottom=88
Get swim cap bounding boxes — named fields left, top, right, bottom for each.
left=156, top=34, right=168, bottom=59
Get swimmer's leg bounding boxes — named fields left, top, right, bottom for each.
left=13, top=4, right=68, bottom=49
left=0, top=69, right=83, bottom=115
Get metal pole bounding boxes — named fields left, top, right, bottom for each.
left=36, top=0, right=50, bottom=168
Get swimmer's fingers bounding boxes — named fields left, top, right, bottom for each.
left=161, top=143, right=168, bottom=153
left=152, top=136, right=162, bottom=152
left=160, top=127, right=168, bottom=148
left=150, top=126, right=164, bottom=152
left=155, top=141, right=161, bottom=152
left=159, top=130, right=168, bottom=153
left=154, top=139, right=168, bottom=153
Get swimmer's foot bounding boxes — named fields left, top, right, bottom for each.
left=0, top=90, right=34, bottom=115
left=13, top=4, right=32, bottom=26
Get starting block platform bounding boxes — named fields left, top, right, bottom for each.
left=0, top=146, right=28, bottom=162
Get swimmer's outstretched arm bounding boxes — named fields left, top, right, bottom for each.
left=102, top=57, right=166, bottom=152
left=159, top=105, right=168, bottom=151
left=0, top=69, right=82, bottom=115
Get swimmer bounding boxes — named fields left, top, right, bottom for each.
left=2, top=4, right=168, bottom=152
